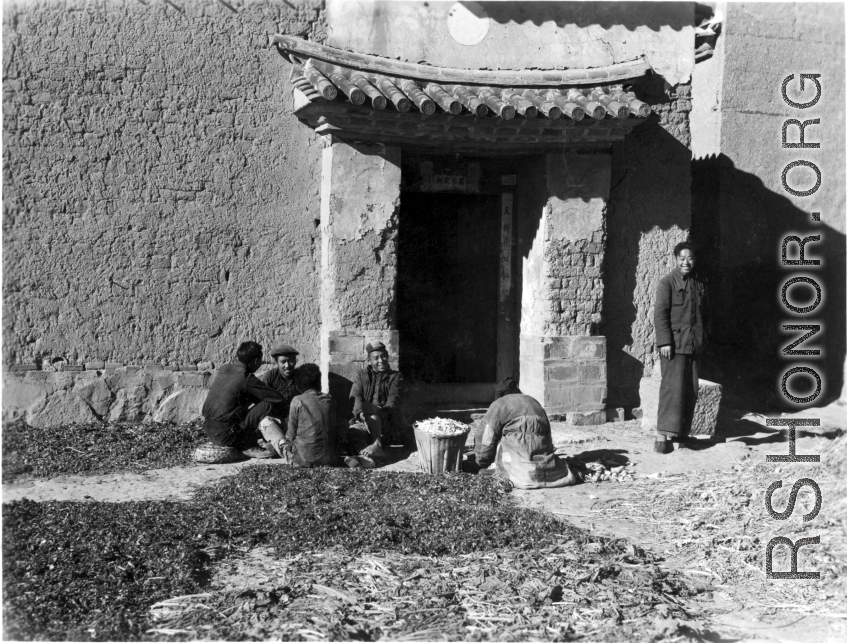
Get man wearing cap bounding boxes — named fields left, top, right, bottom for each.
left=260, top=343, right=299, bottom=424
left=346, top=341, right=405, bottom=465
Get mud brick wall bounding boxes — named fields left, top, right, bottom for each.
left=3, top=0, right=325, bottom=368
left=603, top=77, right=693, bottom=409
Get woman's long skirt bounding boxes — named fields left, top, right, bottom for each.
left=657, top=353, right=699, bottom=437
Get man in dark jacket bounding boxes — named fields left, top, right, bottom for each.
left=259, top=343, right=299, bottom=424
left=475, top=378, right=576, bottom=489
left=281, top=363, right=340, bottom=468
left=201, top=341, right=287, bottom=458
left=653, top=241, right=709, bottom=453
left=345, top=342, right=406, bottom=466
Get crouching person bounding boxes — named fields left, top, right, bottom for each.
left=474, top=378, right=577, bottom=489
left=202, top=341, right=288, bottom=459
left=345, top=341, right=406, bottom=468
left=279, top=364, right=340, bottom=468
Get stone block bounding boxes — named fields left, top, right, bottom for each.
left=63, top=365, right=84, bottom=372
left=544, top=336, right=573, bottom=360
left=690, top=380, right=722, bottom=436
left=28, top=390, right=98, bottom=428
left=640, top=374, right=721, bottom=435
left=565, top=410, right=607, bottom=426
left=545, top=362, right=579, bottom=382
left=197, top=362, right=213, bottom=372
left=72, top=377, right=113, bottom=418
left=577, top=362, right=606, bottom=383
left=639, top=372, right=662, bottom=430
left=607, top=407, right=626, bottom=421
left=328, top=333, right=365, bottom=355
left=85, top=361, right=105, bottom=370
left=2, top=378, right=48, bottom=422
left=572, top=336, right=605, bottom=359
left=152, top=388, right=208, bottom=423
left=329, top=352, right=364, bottom=365
left=9, top=364, right=37, bottom=372
left=177, top=371, right=209, bottom=388
left=179, top=365, right=198, bottom=371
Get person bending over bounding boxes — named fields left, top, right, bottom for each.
left=201, top=341, right=287, bottom=459
left=280, top=363, right=340, bottom=468
left=474, top=378, right=577, bottom=489
left=653, top=241, right=709, bottom=454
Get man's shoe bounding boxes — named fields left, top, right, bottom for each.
left=242, top=445, right=275, bottom=459
left=653, top=439, right=673, bottom=454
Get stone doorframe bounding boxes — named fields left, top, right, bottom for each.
left=319, top=137, right=609, bottom=421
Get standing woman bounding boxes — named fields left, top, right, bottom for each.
left=653, top=242, right=708, bottom=453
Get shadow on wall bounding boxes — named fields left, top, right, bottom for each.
left=602, top=83, right=694, bottom=410
left=692, top=154, right=846, bottom=410
left=477, top=1, right=689, bottom=32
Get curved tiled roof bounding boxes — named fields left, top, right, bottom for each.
left=273, top=35, right=653, bottom=152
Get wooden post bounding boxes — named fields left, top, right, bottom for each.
left=497, top=192, right=516, bottom=382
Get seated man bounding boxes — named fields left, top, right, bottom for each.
left=474, top=378, right=577, bottom=489
left=259, top=343, right=299, bottom=424
left=346, top=342, right=405, bottom=466
left=281, top=363, right=340, bottom=468
left=201, top=341, right=288, bottom=459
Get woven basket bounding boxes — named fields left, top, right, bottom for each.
left=193, top=442, right=243, bottom=464
left=413, top=425, right=469, bottom=474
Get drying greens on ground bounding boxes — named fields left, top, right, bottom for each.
left=2, top=420, right=207, bottom=481
left=3, top=467, right=700, bottom=641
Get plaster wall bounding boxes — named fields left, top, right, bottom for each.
left=325, top=1, right=694, bottom=86
left=690, top=3, right=726, bottom=159
left=3, top=0, right=325, bottom=368
left=699, top=3, right=846, bottom=404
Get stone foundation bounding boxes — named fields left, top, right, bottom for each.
left=519, top=335, right=607, bottom=416
left=2, top=366, right=213, bottom=428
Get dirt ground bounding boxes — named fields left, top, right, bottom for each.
left=4, top=403, right=845, bottom=641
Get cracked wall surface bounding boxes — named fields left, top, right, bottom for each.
left=3, top=0, right=326, bottom=367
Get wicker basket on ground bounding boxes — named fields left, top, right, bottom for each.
left=413, top=420, right=470, bottom=473
left=193, top=442, right=243, bottom=464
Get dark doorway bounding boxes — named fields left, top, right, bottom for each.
left=398, top=193, right=500, bottom=383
